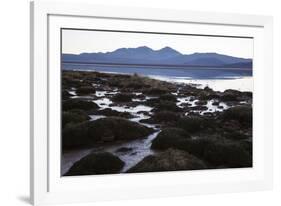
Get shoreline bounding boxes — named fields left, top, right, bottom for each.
left=62, top=70, right=253, bottom=176
left=62, top=69, right=253, bottom=92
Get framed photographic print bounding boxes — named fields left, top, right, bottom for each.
left=30, top=1, right=273, bottom=205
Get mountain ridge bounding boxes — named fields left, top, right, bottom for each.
left=62, top=46, right=252, bottom=69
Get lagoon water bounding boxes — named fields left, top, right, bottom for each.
left=63, top=63, right=253, bottom=92
left=151, top=75, right=253, bottom=92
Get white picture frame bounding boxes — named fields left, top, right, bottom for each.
left=30, top=1, right=273, bottom=205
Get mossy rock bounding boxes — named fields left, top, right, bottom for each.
left=220, top=94, right=238, bottom=101
left=174, top=138, right=252, bottom=168
left=224, top=130, right=249, bottom=140
left=112, top=93, right=134, bottom=102
left=144, top=98, right=160, bottom=107
left=152, top=111, right=180, bottom=123
left=159, top=94, right=177, bottom=102
left=220, top=89, right=242, bottom=101
left=86, top=117, right=154, bottom=141
left=242, top=91, right=252, bottom=98
left=62, top=77, right=83, bottom=88
left=176, top=116, right=213, bottom=133
left=76, top=86, right=95, bottom=95
left=195, top=100, right=207, bottom=106
left=198, top=91, right=220, bottom=101
left=153, top=101, right=182, bottom=112
left=221, top=106, right=252, bottom=128
left=62, top=109, right=90, bottom=128
left=151, top=127, right=190, bottom=150
left=65, top=152, right=124, bottom=176
left=127, top=149, right=207, bottom=173
left=174, top=138, right=214, bottom=158
left=62, top=99, right=99, bottom=111
left=94, top=108, right=133, bottom=118
left=152, top=135, right=252, bottom=168
left=62, top=117, right=154, bottom=149
left=190, top=105, right=208, bottom=111
left=203, top=142, right=252, bottom=168
left=240, top=139, right=253, bottom=155
left=144, top=87, right=169, bottom=95
left=126, top=82, right=147, bottom=89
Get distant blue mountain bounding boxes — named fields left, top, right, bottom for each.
left=223, top=61, right=253, bottom=68
left=62, top=46, right=252, bottom=68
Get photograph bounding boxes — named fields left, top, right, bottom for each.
left=61, top=29, right=253, bottom=176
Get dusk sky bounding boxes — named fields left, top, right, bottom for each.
left=62, top=29, right=253, bottom=59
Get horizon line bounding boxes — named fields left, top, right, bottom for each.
left=62, top=61, right=252, bottom=70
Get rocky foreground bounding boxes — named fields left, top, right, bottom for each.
left=62, top=70, right=252, bottom=176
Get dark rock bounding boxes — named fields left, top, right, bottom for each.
left=220, top=94, right=237, bottom=101
left=203, top=142, right=252, bottom=168
left=159, top=94, right=177, bottom=102
left=224, top=130, right=249, bottom=140
left=127, top=149, right=207, bottom=173
left=240, top=139, right=253, bottom=155
left=137, top=94, right=146, bottom=100
left=221, top=106, right=252, bottom=128
left=62, top=117, right=154, bottom=148
left=62, top=77, right=83, bottom=88
left=115, top=147, right=133, bottom=153
left=62, top=109, right=90, bottom=128
left=144, top=98, right=160, bottom=107
left=195, top=100, right=207, bottom=106
left=189, top=105, right=208, bottom=111
left=180, top=87, right=199, bottom=96
left=76, top=86, right=95, bottom=95
left=108, top=78, right=122, bottom=87
left=151, top=127, right=190, bottom=150
left=63, top=99, right=99, bottom=111
left=208, top=94, right=221, bottom=99
left=180, top=102, right=192, bottom=107
left=172, top=138, right=215, bottom=158
left=198, top=91, right=220, bottom=100
left=153, top=137, right=252, bottom=168
left=94, top=108, right=133, bottom=118
left=242, top=91, right=252, bottom=98
left=176, top=116, right=212, bottom=133
left=144, top=88, right=169, bottom=95
left=224, top=89, right=241, bottom=95
left=212, top=100, right=220, bottom=106
left=220, top=89, right=241, bottom=101
left=62, top=122, right=91, bottom=148
left=126, top=82, right=146, bottom=89
left=152, top=111, right=180, bottom=123
left=65, top=152, right=124, bottom=176
left=203, top=112, right=214, bottom=116
left=62, top=90, right=73, bottom=99
left=204, top=86, right=213, bottom=92
left=153, top=101, right=182, bottom=112
left=136, top=111, right=150, bottom=116
left=189, top=96, right=196, bottom=101
left=112, top=93, right=134, bottom=102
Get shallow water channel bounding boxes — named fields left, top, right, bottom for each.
left=62, top=90, right=231, bottom=175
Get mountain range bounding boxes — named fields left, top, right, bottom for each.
left=62, top=46, right=252, bottom=69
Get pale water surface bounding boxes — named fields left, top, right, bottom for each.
left=148, top=75, right=253, bottom=92
left=63, top=63, right=253, bottom=92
